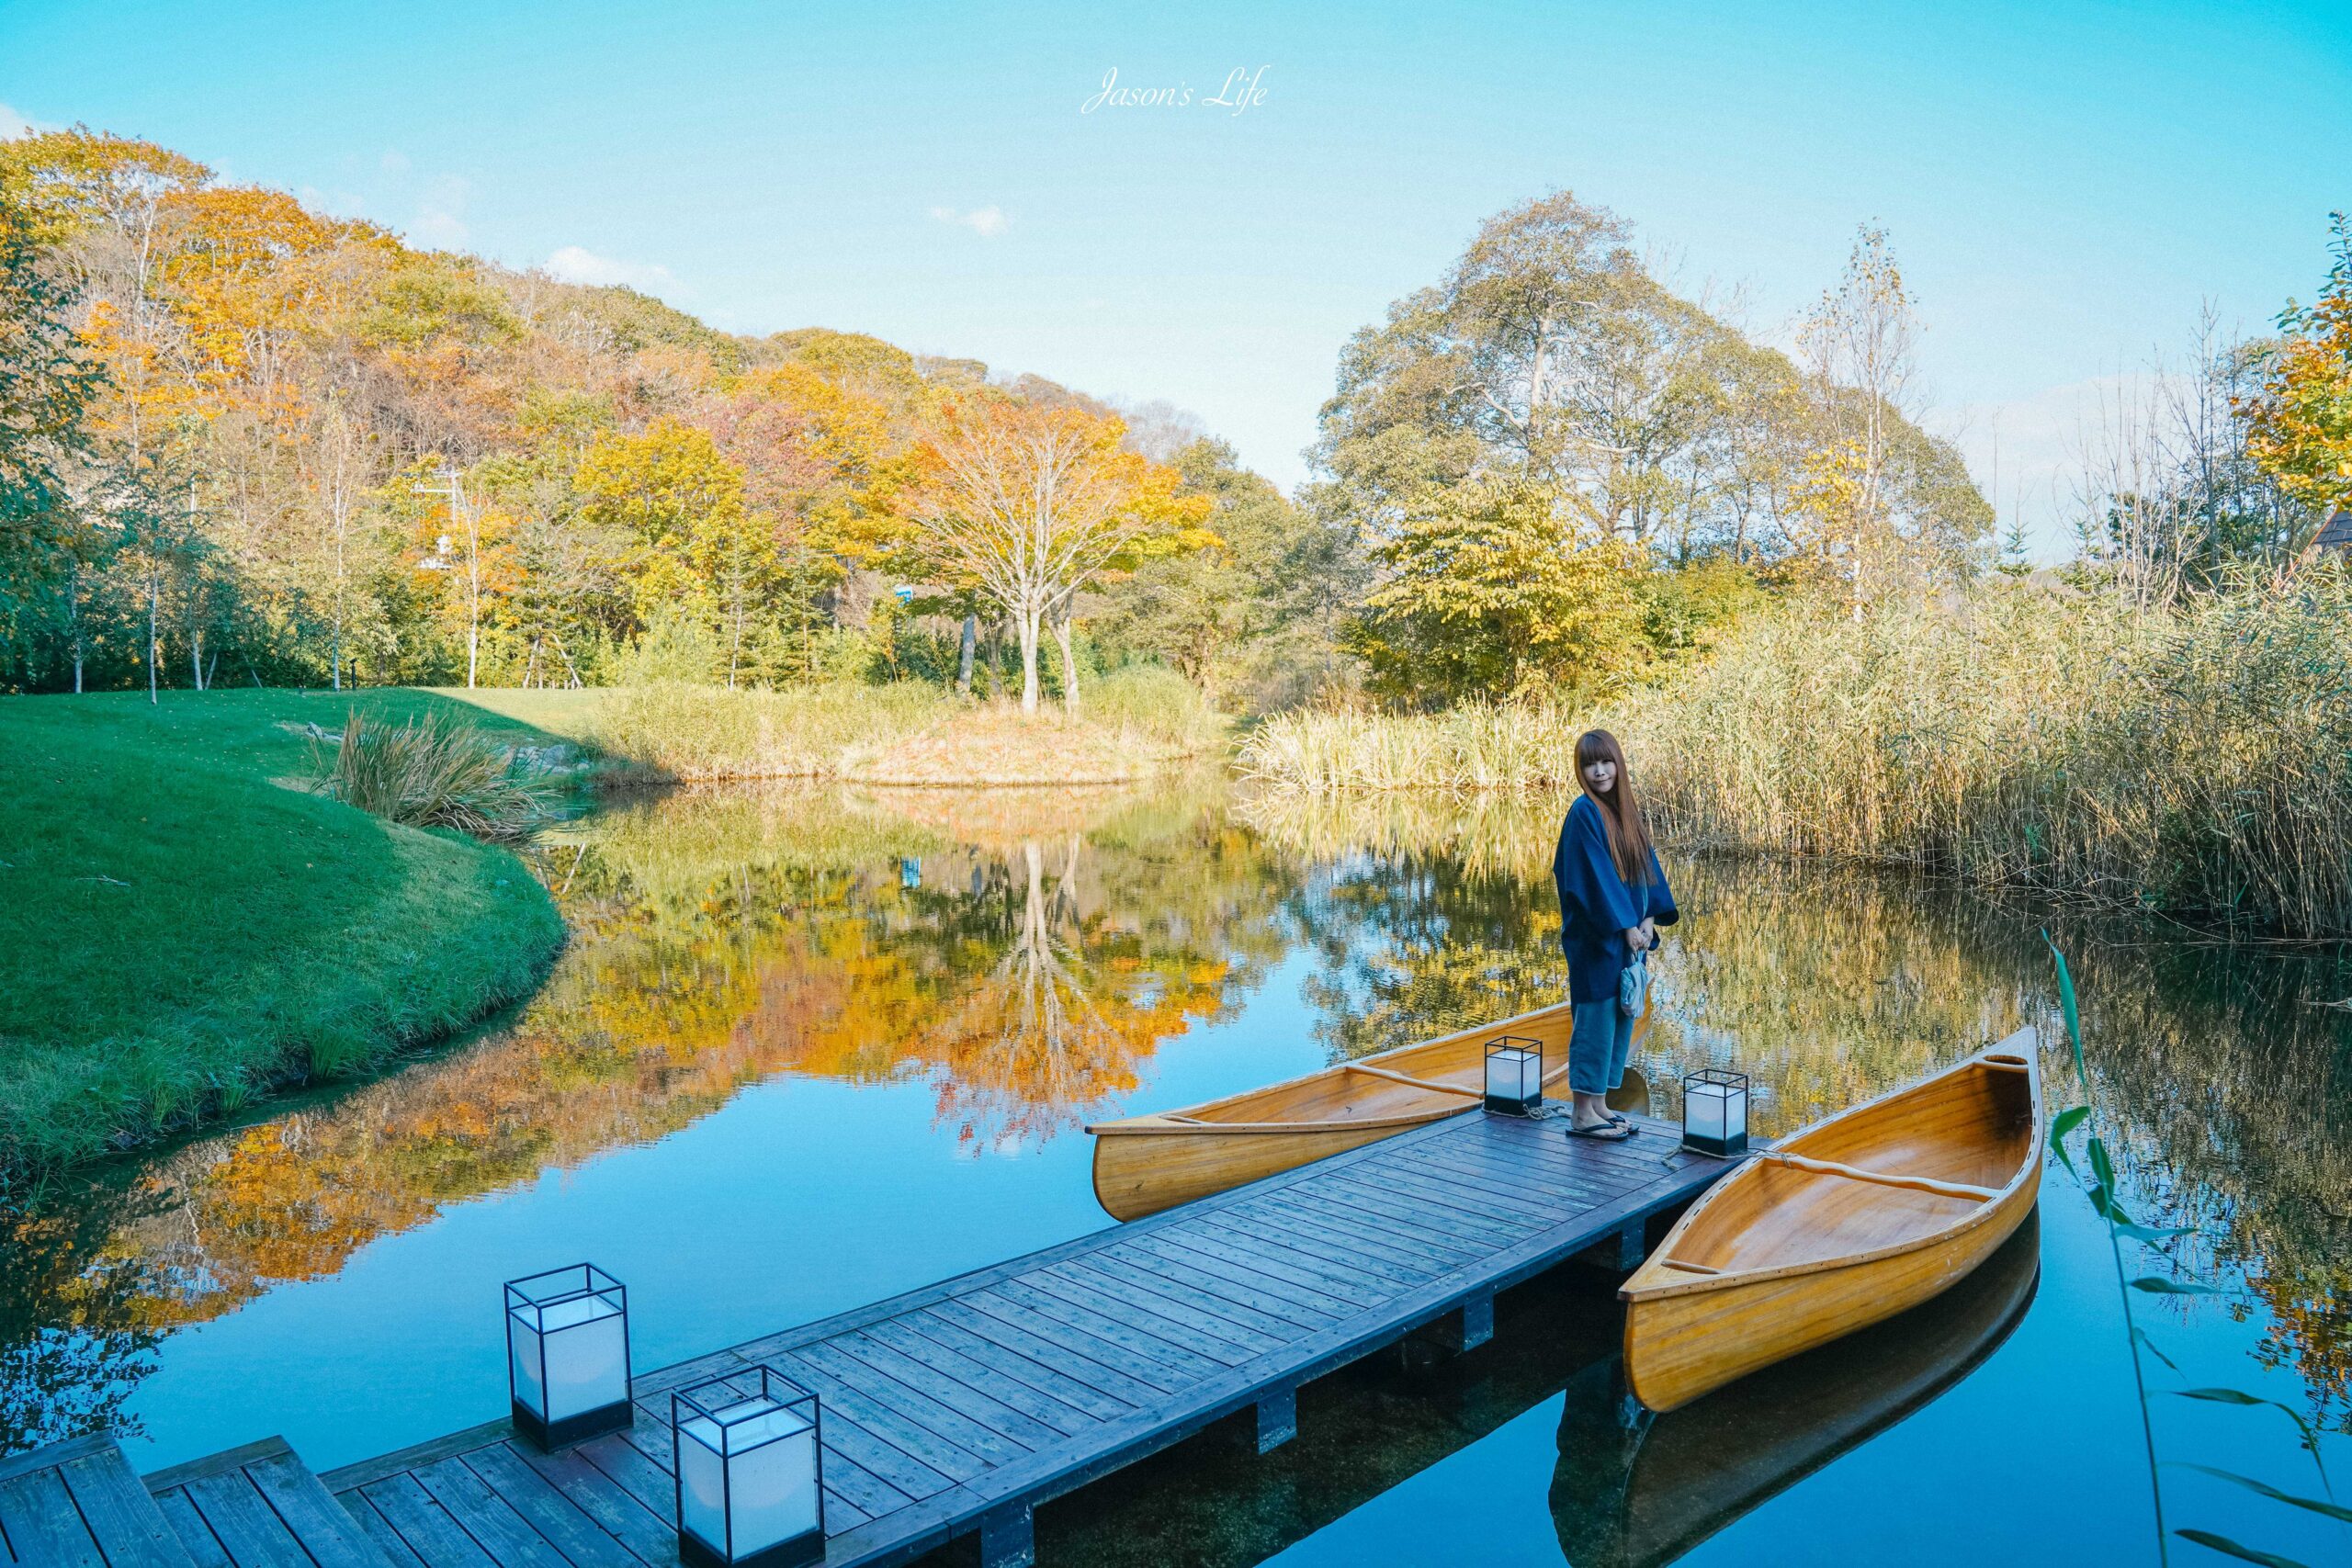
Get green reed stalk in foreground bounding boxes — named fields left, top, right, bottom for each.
left=1243, top=576, right=2352, bottom=939
left=2044, top=936, right=2349, bottom=1568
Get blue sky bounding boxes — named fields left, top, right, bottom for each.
left=6, top=0, right=2348, bottom=550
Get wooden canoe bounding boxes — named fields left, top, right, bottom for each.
left=1619, top=1031, right=2042, bottom=1413
left=1087, top=1000, right=1648, bottom=1222
left=1556, top=1210, right=2041, bottom=1567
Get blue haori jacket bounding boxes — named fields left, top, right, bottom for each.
left=1552, top=793, right=1679, bottom=1005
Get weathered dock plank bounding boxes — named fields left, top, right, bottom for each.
left=306, top=1109, right=1722, bottom=1568
left=144, top=1438, right=390, bottom=1568
left=0, top=1433, right=194, bottom=1568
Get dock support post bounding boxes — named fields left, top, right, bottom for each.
left=1458, top=1291, right=1495, bottom=1350
left=1579, top=1218, right=1646, bottom=1273
left=1254, top=1386, right=1297, bottom=1452
left=979, top=1500, right=1034, bottom=1568
left=1410, top=1290, right=1494, bottom=1359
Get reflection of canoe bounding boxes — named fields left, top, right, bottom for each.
left=1621, top=1032, right=2042, bottom=1412
left=1088, top=1001, right=1649, bottom=1222
left=1555, top=1209, right=2041, bottom=1568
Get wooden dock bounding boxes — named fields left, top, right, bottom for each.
left=1, top=1107, right=1726, bottom=1568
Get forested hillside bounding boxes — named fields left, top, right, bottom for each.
left=1, top=130, right=2338, bottom=722
left=0, top=128, right=1330, bottom=706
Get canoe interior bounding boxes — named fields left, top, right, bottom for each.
left=1090, top=1001, right=1651, bottom=1220
left=1668, top=1054, right=2036, bottom=1278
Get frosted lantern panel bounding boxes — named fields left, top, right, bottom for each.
left=1689, top=1085, right=1726, bottom=1142
left=677, top=1420, right=729, bottom=1552
left=509, top=1313, right=546, bottom=1418
left=1487, top=1049, right=1540, bottom=1100
left=541, top=1293, right=628, bottom=1421
left=727, top=1410, right=820, bottom=1553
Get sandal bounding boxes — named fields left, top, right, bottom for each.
left=1566, top=1120, right=1635, bottom=1141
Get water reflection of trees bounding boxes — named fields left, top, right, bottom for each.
left=1248, top=790, right=2351, bottom=1433
left=0, top=1187, right=171, bottom=1450
left=7, top=782, right=2343, bottom=1456
left=0, top=781, right=1296, bottom=1451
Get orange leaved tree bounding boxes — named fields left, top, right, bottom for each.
left=899, top=398, right=1209, bottom=713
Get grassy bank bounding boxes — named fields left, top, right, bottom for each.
left=1241, top=578, right=2352, bottom=939
left=474, top=665, right=1228, bottom=784
left=0, top=691, right=566, bottom=1181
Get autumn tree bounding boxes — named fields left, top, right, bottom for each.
left=1094, top=438, right=1352, bottom=708
left=899, top=399, right=1210, bottom=713
left=1346, top=478, right=1645, bottom=705
left=299, top=393, right=382, bottom=689
left=573, top=418, right=783, bottom=685
left=2245, top=213, right=2352, bottom=534
left=1790, top=226, right=1989, bottom=609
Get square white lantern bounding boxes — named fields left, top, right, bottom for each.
left=1483, top=1033, right=1544, bottom=1115
left=673, top=1367, right=826, bottom=1568
left=505, top=1264, right=632, bottom=1450
left=1681, top=1068, right=1749, bottom=1156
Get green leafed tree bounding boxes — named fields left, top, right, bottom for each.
left=1095, top=437, right=1356, bottom=709
left=1345, top=478, right=1645, bottom=705
left=1311, top=193, right=1995, bottom=700
left=0, top=169, right=107, bottom=616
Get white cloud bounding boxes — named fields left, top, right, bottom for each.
left=411, top=173, right=471, bottom=249
left=929, top=204, right=1009, bottom=239
left=298, top=184, right=370, bottom=220
left=0, top=101, right=52, bottom=139
left=542, top=244, right=680, bottom=294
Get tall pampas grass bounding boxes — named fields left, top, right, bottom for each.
left=1241, top=577, right=2352, bottom=939
left=320, top=709, right=555, bottom=841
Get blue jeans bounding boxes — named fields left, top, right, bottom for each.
left=1567, top=998, right=1634, bottom=1095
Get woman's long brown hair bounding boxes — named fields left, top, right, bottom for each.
left=1576, top=729, right=1656, bottom=886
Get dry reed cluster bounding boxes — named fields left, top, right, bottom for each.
left=582, top=669, right=1227, bottom=784
left=1241, top=579, right=2352, bottom=938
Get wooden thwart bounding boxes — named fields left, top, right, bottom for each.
left=1755, top=1149, right=1999, bottom=1201
left=1342, top=1063, right=1481, bottom=1098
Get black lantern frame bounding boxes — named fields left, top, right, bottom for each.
left=1483, top=1033, right=1545, bottom=1115
left=1680, top=1067, right=1749, bottom=1156
left=673, top=1366, right=827, bottom=1568
left=504, top=1263, right=634, bottom=1450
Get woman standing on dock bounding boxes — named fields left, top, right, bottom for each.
left=1552, top=729, right=1678, bottom=1139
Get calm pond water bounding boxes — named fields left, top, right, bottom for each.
left=5, top=780, right=2347, bottom=1565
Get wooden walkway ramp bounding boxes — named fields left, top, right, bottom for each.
left=6, top=1107, right=1726, bottom=1568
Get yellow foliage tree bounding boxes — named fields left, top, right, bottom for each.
left=573, top=418, right=781, bottom=684
left=2245, top=213, right=2352, bottom=521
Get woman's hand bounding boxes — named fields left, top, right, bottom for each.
left=1639, top=918, right=1657, bottom=949
left=1624, top=928, right=1646, bottom=955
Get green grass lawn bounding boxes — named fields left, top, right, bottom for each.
left=0, top=689, right=568, bottom=1180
